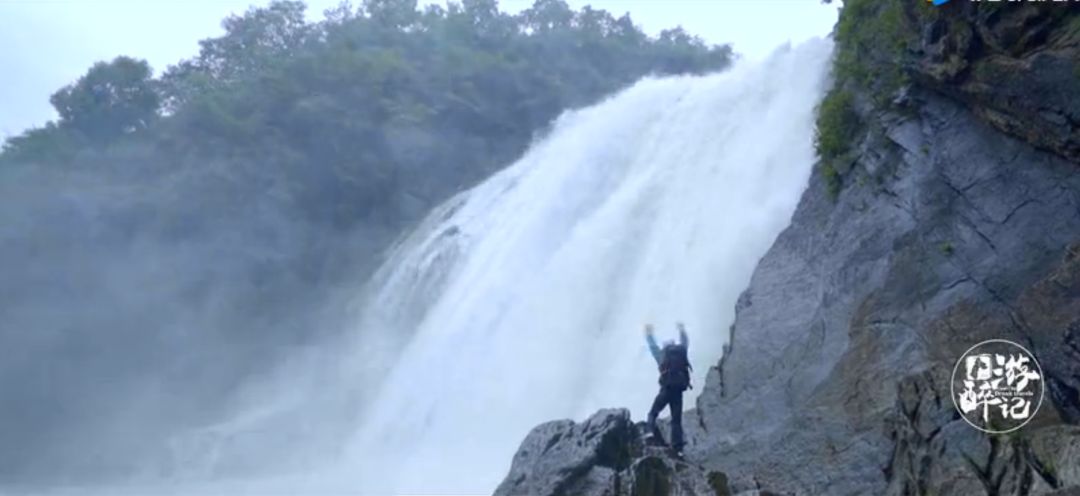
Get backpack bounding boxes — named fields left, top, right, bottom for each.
left=659, top=344, right=692, bottom=391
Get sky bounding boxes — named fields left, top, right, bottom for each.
left=0, top=0, right=840, bottom=139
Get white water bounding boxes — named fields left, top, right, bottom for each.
left=28, top=38, right=833, bottom=496
left=340, top=38, right=835, bottom=494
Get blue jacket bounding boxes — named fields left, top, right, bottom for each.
left=646, top=328, right=688, bottom=365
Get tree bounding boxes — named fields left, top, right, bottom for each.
left=362, top=0, right=419, bottom=28
left=49, top=56, right=159, bottom=142
left=194, top=0, right=309, bottom=81
left=574, top=6, right=615, bottom=37
left=611, top=13, right=645, bottom=47
left=521, top=0, right=574, bottom=32
left=158, top=0, right=310, bottom=112
left=460, top=0, right=513, bottom=39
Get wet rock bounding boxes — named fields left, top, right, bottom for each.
left=1015, top=244, right=1080, bottom=424
left=908, top=6, right=1080, bottom=163
left=496, top=409, right=728, bottom=496
left=494, top=408, right=639, bottom=496
left=689, top=86, right=1080, bottom=494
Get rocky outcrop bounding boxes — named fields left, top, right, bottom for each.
left=883, top=365, right=1080, bottom=496
left=880, top=242, right=1080, bottom=495
left=1015, top=243, right=1080, bottom=424
left=903, top=3, right=1080, bottom=163
left=495, top=409, right=730, bottom=496
left=495, top=409, right=637, bottom=496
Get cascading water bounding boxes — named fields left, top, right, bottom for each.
left=341, top=38, right=835, bottom=494
left=32, top=37, right=833, bottom=496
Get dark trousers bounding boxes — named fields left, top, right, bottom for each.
left=647, top=386, right=684, bottom=449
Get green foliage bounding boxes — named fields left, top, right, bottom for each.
left=1067, top=14, right=1080, bottom=37
left=822, top=161, right=842, bottom=201
left=4, top=0, right=732, bottom=226
left=707, top=471, right=731, bottom=496
left=814, top=88, right=860, bottom=200
left=816, top=0, right=922, bottom=200
left=833, top=0, right=918, bottom=99
left=160, top=0, right=309, bottom=109
left=939, top=242, right=954, bottom=256
left=1043, top=457, right=1057, bottom=478
left=0, top=123, right=81, bottom=163
left=631, top=457, right=672, bottom=496
left=815, top=89, right=860, bottom=163
left=47, top=56, right=160, bottom=142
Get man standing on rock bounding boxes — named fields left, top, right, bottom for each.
left=644, top=322, right=692, bottom=455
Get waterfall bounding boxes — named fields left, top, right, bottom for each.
left=340, top=38, right=835, bottom=494
left=43, top=37, right=835, bottom=496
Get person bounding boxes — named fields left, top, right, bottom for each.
left=644, top=322, right=692, bottom=455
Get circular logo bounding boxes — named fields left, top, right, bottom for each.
left=951, top=339, right=1044, bottom=434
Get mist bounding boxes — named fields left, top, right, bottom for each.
left=0, top=152, right=382, bottom=483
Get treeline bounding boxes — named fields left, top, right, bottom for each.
left=4, top=0, right=730, bottom=229
left=0, top=0, right=731, bottom=481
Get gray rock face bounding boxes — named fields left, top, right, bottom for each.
left=691, top=87, right=1080, bottom=495
left=906, top=5, right=1080, bottom=162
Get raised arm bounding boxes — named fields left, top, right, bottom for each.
left=677, top=322, right=688, bottom=349
left=644, top=324, right=661, bottom=364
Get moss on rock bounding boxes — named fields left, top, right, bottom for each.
left=630, top=456, right=672, bottom=496
left=706, top=471, right=731, bottom=496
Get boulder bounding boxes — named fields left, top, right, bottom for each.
left=496, top=409, right=730, bottom=496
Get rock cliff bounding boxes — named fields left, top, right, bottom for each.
left=496, top=4, right=1080, bottom=495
